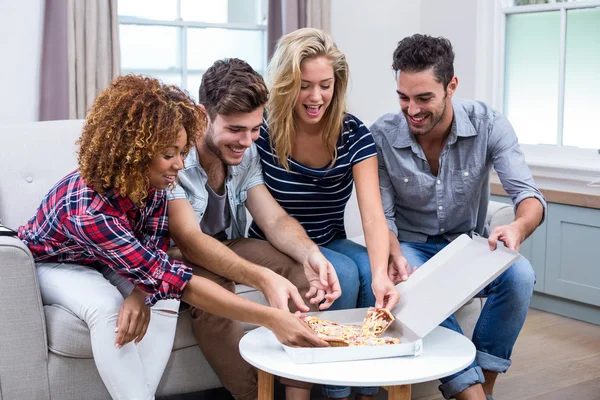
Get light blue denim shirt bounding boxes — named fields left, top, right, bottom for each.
left=370, top=99, right=547, bottom=243
left=167, top=144, right=264, bottom=239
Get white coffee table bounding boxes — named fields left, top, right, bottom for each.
left=239, top=326, right=475, bottom=400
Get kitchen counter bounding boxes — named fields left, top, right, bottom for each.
left=490, top=175, right=600, bottom=209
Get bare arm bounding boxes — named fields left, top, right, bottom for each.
left=168, top=198, right=267, bottom=288
left=246, top=184, right=319, bottom=264
left=168, top=198, right=310, bottom=311
left=488, top=197, right=544, bottom=251
left=487, top=113, right=546, bottom=251
left=514, top=197, right=544, bottom=240
left=353, top=157, right=390, bottom=277
left=353, top=157, right=400, bottom=309
left=181, top=275, right=327, bottom=347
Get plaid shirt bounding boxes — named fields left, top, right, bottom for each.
left=18, top=170, right=192, bottom=306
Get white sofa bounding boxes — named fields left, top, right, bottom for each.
left=0, top=120, right=515, bottom=399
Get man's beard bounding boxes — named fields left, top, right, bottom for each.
left=204, top=125, right=232, bottom=166
left=405, top=97, right=447, bottom=136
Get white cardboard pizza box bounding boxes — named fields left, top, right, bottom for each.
left=282, top=234, right=520, bottom=364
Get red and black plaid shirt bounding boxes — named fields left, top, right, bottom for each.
left=18, top=170, right=192, bottom=306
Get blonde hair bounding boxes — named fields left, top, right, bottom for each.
left=267, top=28, right=348, bottom=170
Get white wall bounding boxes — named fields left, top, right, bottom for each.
left=331, top=0, right=488, bottom=122
left=331, top=0, right=421, bottom=123
left=419, top=0, right=479, bottom=100
left=0, top=0, right=44, bottom=123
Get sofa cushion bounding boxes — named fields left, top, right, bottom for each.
left=0, top=119, right=84, bottom=229
left=46, top=284, right=268, bottom=359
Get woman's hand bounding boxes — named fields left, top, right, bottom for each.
left=114, top=287, right=150, bottom=348
left=372, top=273, right=401, bottom=310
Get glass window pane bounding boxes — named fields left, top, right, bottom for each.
left=118, top=0, right=177, bottom=21
left=504, top=11, right=560, bottom=145
left=120, top=25, right=180, bottom=70
left=187, top=73, right=204, bottom=102
left=563, top=7, right=600, bottom=149
left=181, top=0, right=227, bottom=23
left=507, top=0, right=577, bottom=5
left=153, top=72, right=182, bottom=88
left=181, top=0, right=262, bottom=24
left=121, top=70, right=182, bottom=88
left=187, top=28, right=265, bottom=72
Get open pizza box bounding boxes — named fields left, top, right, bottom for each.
left=282, top=234, right=520, bottom=364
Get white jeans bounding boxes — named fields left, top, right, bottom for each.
left=37, top=262, right=180, bottom=400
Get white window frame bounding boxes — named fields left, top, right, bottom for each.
left=118, top=0, right=268, bottom=96
left=488, top=0, right=600, bottom=181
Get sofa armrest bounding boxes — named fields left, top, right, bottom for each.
left=0, top=236, right=50, bottom=399
left=487, top=200, right=516, bottom=229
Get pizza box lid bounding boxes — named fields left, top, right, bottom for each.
left=282, top=234, right=519, bottom=363
left=390, top=234, right=520, bottom=342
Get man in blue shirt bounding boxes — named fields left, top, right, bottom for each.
left=370, top=34, right=546, bottom=400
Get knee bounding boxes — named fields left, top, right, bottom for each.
left=505, top=258, right=536, bottom=295
left=153, top=299, right=180, bottom=316
left=84, top=293, right=123, bottom=324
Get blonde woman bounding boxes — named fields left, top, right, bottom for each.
left=248, top=28, right=399, bottom=400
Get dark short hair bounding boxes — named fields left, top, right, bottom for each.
left=198, top=58, right=268, bottom=119
left=392, top=34, right=455, bottom=89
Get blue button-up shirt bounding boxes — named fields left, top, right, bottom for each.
left=370, top=99, right=547, bottom=243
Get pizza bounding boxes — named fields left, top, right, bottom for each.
left=361, top=307, right=395, bottom=336
left=304, top=307, right=399, bottom=347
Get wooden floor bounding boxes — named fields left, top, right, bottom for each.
left=413, top=309, right=600, bottom=400
left=166, top=309, right=600, bottom=400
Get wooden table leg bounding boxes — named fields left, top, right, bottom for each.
left=257, top=369, right=274, bottom=400
left=387, top=384, right=412, bottom=400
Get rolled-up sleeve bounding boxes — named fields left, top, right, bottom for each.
left=167, top=182, right=188, bottom=201
left=62, top=212, right=193, bottom=306
left=244, top=145, right=265, bottom=191
left=488, top=112, right=547, bottom=223
left=372, top=124, right=399, bottom=237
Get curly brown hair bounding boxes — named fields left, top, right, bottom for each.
left=77, top=74, right=205, bottom=205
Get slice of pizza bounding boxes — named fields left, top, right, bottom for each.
left=361, top=307, right=395, bottom=337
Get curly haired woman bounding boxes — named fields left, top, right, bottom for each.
left=18, top=75, right=326, bottom=400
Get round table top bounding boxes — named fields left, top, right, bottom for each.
left=239, top=326, right=475, bottom=387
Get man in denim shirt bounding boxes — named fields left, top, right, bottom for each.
left=370, top=35, right=546, bottom=400
left=167, top=59, right=341, bottom=400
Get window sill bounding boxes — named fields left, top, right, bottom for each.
left=520, top=144, right=600, bottom=184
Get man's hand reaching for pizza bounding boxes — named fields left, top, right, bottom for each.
left=303, top=250, right=342, bottom=310
left=388, top=254, right=414, bottom=284
left=259, top=269, right=311, bottom=312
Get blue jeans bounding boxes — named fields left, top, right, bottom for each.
left=319, top=238, right=378, bottom=398
left=400, top=236, right=535, bottom=399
